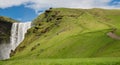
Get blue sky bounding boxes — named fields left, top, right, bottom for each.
left=0, top=5, right=38, bottom=22
left=0, top=0, right=120, bottom=22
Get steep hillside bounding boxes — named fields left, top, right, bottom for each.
left=0, top=16, right=17, bottom=44
left=11, top=8, right=120, bottom=60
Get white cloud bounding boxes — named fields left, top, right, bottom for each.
left=0, top=0, right=120, bottom=14
left=0, top=0, right=30, bottom=9
left=25, top=0, right=116, bottom=14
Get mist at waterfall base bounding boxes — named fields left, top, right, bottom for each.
left=0, top=22, right=31, bottom=60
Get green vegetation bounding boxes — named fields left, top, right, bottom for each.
left=0, top=16, right=17, bottom=23
left=1, top=58, right=120, bottom=65
left=1, top=8, right=120, bottom=65
left=0, top=16, right=17, bottom=43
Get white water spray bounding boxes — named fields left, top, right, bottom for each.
left=10, top=22, right=31, bottom=50
left=0, top=22, right=31, bottom=60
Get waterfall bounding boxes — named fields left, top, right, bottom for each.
left=0, top=41, right=11, bottom=60
left=10, top=22, right=31, bottom=50
left=0, top=22, right=31, bottom=60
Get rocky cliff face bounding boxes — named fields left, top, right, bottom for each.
left=0, top=16, right=16, bottom=44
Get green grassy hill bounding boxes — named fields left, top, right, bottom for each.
left=1, top=8, right=120, bottom=65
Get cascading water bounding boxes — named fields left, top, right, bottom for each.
left=0, top=22, right=31, bottom=60
left=10, top=22, right=31, bottom=50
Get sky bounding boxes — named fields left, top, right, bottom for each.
left=0, top=0, right=120, bottom=22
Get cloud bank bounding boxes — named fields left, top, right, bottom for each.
left=0, top=0, right=29, bottom=8
left=0, top=0, right=120, bottom=14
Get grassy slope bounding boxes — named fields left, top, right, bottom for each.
left=0, top=16, right=17, bottom=23
left=1, top=58, right=120, bottom=65
left=1, top=8, right=120, bottom=65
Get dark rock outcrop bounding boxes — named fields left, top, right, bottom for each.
left=0, top=16, right=16, bottom=44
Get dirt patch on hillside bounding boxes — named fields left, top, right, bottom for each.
left=107, top=32, right=120, bottom=40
